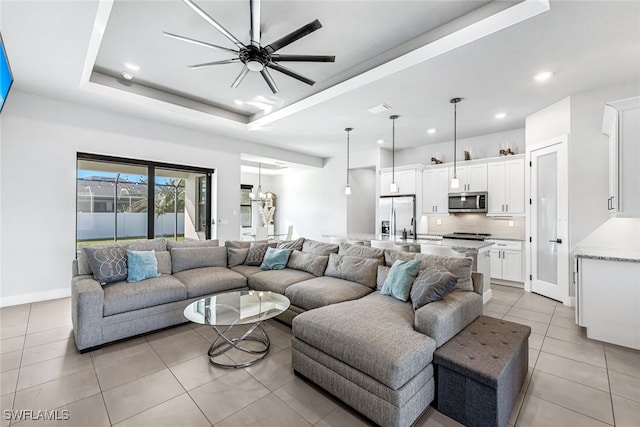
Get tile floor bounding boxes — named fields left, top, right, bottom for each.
left=1, top=285, right=639, bottom=426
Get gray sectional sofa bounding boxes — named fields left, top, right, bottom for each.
left=71, top=237, right=483, bottom=427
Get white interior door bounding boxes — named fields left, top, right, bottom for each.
left=530, top=141, right=569, bottom=303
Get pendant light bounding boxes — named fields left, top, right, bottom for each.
left=450, top=98, right=462, bottom=190
left=344, top=127, right=353, bottom=195
left=389, top=115, right=399, bottom=193
left=249, top=163, right=265, bottom=201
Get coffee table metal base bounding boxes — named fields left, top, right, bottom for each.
left=208, top=321, right=270, bottom=368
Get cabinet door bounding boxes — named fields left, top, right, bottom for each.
left=502, top=250, right=523, bottom=282
left=434, top=168, right=450, bottom=213
left=489, top=249, right=502, bottom=279
left=396, top=170, right=416, bottom=195
left=505, top=159, right=525, bottom=214
left=467, top=164, right=488, bottom=192
left=422, top=170, right=436, bottom=213
left=487, top=162, right=506, bottom=214
left=619, top=106, right=640, bottom=216
left=380, top=172, right=393, bottom=196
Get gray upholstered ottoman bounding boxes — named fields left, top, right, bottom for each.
left=433, top=316, right=530, bottom=427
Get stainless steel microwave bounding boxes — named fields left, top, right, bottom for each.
left=448, top=192, right=488, bottom=213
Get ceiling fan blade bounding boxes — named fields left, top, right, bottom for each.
left=271, top=54, right=335, bottom=62
left=264, top=19, right=322, bottom=54
left=163, top=32, right=239, bottom=55
left=260, top=69, right=280, bottom=94
left=267, top=63, right=315, bottom=86
left=182, top=0, right=245, bottom=49
left=250, top=0, right=261, bottom=47
left=188, top=58, right=240, bottom=69
left=231, top=66, right=250, bottom=88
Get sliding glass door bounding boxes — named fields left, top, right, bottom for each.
left=76, top=154, right=213, bottom=249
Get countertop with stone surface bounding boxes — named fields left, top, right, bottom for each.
left=574, top=246, right=640, bottom=263
left=324, top=234, right=493, bottom=252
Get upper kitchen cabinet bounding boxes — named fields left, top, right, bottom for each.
left=422, top=166, right=449, bottom=214
left=448, top=163, right=487, bottom=193
left=487, top=156, right=525, bottom=215
left=381, top=168, right=418, bottom=196
left=602, top=96, right=640, bottom=217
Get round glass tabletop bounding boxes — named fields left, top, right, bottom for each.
left=184, top=290, right=290, bottom=326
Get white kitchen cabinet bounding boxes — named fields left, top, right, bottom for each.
left=422, top=167, right=449, bottom=214
left=576, top=256, right=640, bottom=349
left=381, top=169, right=417, bottom=196
left=487, top=157, right=525, bottom=215
left=602, top=97, right=640, bottom=217
left=449, top=163, right=487, bottom=193
left=487, top=239, right=524, bottom=283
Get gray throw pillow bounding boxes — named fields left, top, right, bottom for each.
left=411, top=265, right=459, bottom=310
left=170, top=246, right=227, bottom=273
left=83, top=246, right=128, bottom=285
left=384, top=249, right=416, bottom=267
left=287, top=250, right=329, bottom=277
left=228, top=248, right=249, bottom=267
left=277, top=238, right=305, bottom=251
left=338, top=242, right=384, bottom=262
left=225, top=240, right=252, bottom=249
left=413, top=254, right=473, bottom=292
left=301, top=239, right=339, bottom=256
left=324, top=253, right=380, bottom=288
left=245, top=242, right=270, bottom=266
left=155, top=251, right=172, bottom=274
left=77, top=243, right=127, bottom=276
left=377, top=265, right=390, bottom=290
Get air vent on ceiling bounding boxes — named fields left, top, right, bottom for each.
left=367, top=104, right=392, bottom=114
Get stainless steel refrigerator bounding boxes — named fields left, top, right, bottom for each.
left=379, top=195, right=416, bottom=238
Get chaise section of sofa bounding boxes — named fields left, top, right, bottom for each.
left=291, top=250, right=484, bottom=427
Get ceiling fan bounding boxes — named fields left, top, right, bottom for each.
left=163, top=0, right=336, bottom=94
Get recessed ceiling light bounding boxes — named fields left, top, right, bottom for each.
left=534, top=71, right=553, bottom=82
left=376, top=139, right=384, bottom=145
left=495, top=112, right=507, bottom=119
left=121, top=71, right=134, bottom=80
left=367, top=104, right=392, bottom=114
left=124, top=62, right=140, bottom=71
left=427, top=128, right=436, bottom=134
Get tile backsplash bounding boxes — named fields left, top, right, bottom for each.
left=424, top=214, right=526, bottom=240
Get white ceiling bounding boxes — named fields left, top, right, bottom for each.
left=3, top=0, right=640, bottom=161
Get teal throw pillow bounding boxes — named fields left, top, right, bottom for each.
left=127, top=250, right=160, bottom=283
left=260, top=247, right=292, bottom=271
left=380, top=259, right=422, bottom=302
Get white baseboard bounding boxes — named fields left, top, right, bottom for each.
left=567, top=296, right=576, bottom=308
left=483, top=289, right=493, bottom=304
left=0, top=288, right=71, bottom=308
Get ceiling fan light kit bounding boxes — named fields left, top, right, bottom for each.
left=165, top=0, right=336, bottom=94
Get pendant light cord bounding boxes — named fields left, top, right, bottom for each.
left=346, top=129, right=351, bottom=185
left=453, top=102, right=457, bottom=178
left=390, top=115, right=399, bottom=184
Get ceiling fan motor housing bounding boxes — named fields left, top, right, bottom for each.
left=240, top=46, right=270, bottom=72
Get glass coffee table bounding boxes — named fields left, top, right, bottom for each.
left=184, top=290, right=290, bottom=368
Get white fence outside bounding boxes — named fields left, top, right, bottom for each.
left=77, top=212, right=185, bottom=240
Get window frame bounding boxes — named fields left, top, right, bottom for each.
left=76, top=152, right=214, bottom=247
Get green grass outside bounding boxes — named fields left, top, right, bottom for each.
left=77, top=235, right=185, bottom=250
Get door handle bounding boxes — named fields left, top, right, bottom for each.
left=549, top=239, right=563, bottom=244
left=607, top=197, right=612, bottom=210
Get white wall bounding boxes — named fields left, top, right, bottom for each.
left=390, top=128, right=526, bottom=167
left=569, top=81, right=640, bottom=246
left=0, top=90, right=321, bottom=305
left=347, top=168, right=376, bottom=234
left=525, top=97, right=571, bottom=144
left=270, top=156, right=347, bottom=241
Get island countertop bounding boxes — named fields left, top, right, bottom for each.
left=574, top=246, right=640, bottom=263
left=323, top=234, right=494, bottom=251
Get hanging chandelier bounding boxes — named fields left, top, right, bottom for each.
left=249, top=163, right=266, bottom=201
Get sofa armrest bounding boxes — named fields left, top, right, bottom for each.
left=472, top=271, right=483, bottom=295
left=414, top=291, right=482, bottom=348
left=71, top=276, right=104, bottom=351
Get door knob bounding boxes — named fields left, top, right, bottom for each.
left=549, top=239, right=563, bottom=244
